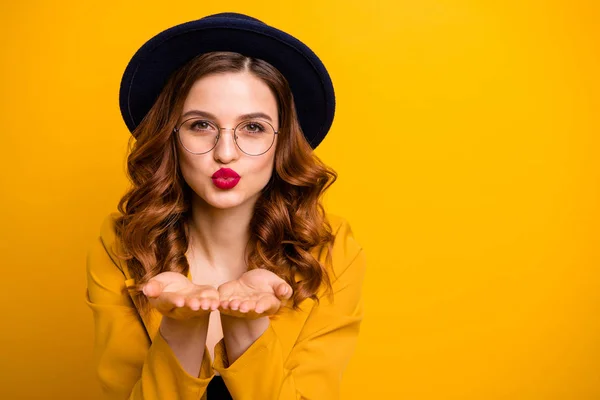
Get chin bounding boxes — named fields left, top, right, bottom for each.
left=202, top=187, right=256, bottom=210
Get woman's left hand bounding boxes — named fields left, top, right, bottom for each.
left=218, top=269, right=293, bottom=319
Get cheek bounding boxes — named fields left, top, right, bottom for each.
left=250, top=154, right=276, bottom=185
left=177, top=151, right=210, bottom=189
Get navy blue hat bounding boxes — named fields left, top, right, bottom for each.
left=119, top=12, right=335, bottom=149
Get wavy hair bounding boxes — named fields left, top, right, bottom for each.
left=113, top=51, right=337, bottom=319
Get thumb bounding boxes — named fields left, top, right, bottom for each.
left=275, top=282, right=293, bottom=300
left=143, top=280, right=164, bottom=298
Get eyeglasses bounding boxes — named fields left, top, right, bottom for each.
left=173, top=117, right=278, bottom=156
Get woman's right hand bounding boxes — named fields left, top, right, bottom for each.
left=142, top=271, right=219, bottom=320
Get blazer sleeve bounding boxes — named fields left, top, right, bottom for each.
left=85, top=230, right=214, bottom=400
left=212, top=217, right=367, bottom=400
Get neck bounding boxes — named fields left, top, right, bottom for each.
left=186, top=194, right=257, bottom=277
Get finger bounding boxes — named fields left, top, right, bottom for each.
left=275, top=283, right=293, bottom=300
left=220, top=299, right=231, bottom=310
left=199, top=298, right=213, bottom=311
left=239, top=299, right=256, bottom=313
left=210, top=298, right=220, bottom=311
left=229, top=298, right=242, bottom=311
left=186, top=297, right=201, bottom=311
left=143, top=280, right=164, bottom=298
left=255, top=296, right=277, bottom=314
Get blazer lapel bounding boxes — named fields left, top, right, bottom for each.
left=124, top=277, right=162, bottom=344
left=101, top=213, right=163, bottom=343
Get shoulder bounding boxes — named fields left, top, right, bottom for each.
left=99, top=211, right=122, bottom=244
left=86, top=211, right=128, bottom=278
left=323, top=212, right=366, bottom=282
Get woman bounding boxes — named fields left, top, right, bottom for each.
left=85, top=12, right=366, bottom=400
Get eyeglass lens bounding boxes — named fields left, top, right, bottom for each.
left=177, top=118, right=275, bottom=155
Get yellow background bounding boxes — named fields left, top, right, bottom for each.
left=1, top=1, right=598, bottom=398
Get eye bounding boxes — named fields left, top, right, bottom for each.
left=190, top=120, right=214, bottom=131
left=241, top=121, right=266, bottom=133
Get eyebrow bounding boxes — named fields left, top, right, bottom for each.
left=180, top=109, right=273, bottom=123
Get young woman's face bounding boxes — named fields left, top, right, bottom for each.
left=176, top=71, right=279, bottom=210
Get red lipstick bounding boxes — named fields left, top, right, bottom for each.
left=211, top=168, right=241, bottom=189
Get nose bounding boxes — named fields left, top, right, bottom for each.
left=213, top=128, right=240, bottom=164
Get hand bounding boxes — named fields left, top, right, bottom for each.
left=142, top=271, right=220, bottom=320
left=217, top=269, right=293, bottom=319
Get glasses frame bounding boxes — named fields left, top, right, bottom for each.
left=173, top=117, right=279, bottom=156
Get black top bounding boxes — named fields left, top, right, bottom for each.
left=206, top=375, right=232, bottom=399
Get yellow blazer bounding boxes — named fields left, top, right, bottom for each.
left=85, top=211, right=366, bottom=399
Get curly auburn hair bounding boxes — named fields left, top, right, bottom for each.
left=113, top=51, right=338, bottom=320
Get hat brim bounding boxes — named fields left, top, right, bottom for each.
left=119, top=16, right=335, bottom=149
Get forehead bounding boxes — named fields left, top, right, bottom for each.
left=182, top=72, right=278, bottom=125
